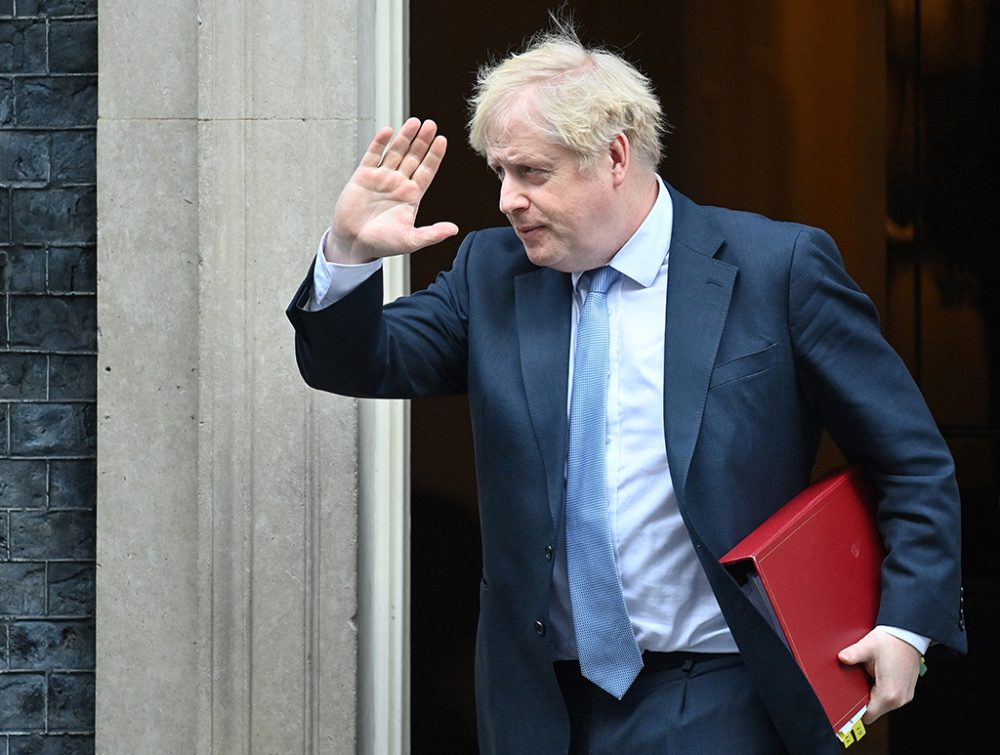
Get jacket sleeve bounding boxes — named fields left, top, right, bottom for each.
left=787, top=227, right=966, bottom=654
left=285, top=232, right=476, bottom=399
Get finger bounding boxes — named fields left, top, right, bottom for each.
left=397, top=120, right=440, bottom=179
left=863, top=673, right=893, bottom=723
left=863, top=691, right=889, bottom=724
left=379, top=117, right=423, bottom=170
left=863, top=677, right=912, bottom=724
left=869, top=663, right=918, bottom=723
left=411, top=135, right=449, bottom=193
left=359, top=126, right=395, bottom=168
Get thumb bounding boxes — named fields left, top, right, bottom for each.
left=838, top=638, right=869, bottom=666
left=410, top=221, right=459, bottom=251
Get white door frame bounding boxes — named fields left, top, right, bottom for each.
left=359, top=1, right=411, bottom=753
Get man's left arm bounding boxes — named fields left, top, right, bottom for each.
left=787, top=227, right=967, bottom=722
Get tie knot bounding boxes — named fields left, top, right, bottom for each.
left=586, top=266, right=620, bottom=295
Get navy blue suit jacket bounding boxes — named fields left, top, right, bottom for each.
left=287, top=184, right=966, bottom=754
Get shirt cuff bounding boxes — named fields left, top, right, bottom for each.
left=308, top=228, right=383, bottom=311
left=876, top=625, right=931, bottom=655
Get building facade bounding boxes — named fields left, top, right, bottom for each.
left=2, top=1, right=97, bottom=752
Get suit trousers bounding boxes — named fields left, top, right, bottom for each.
left=554, top=652, right=789, bottom=754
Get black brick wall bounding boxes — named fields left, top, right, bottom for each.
left=1, top=1, right=97, bottom=753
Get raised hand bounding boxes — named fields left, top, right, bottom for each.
left=326, top=118, right=459, bottom=264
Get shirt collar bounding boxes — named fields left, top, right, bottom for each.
left=572, top=174, right=673, bottom=291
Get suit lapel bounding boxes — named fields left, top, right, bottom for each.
left=515, top=267, right=573, bottom=527
left=663, top=188, right=737, bottom=502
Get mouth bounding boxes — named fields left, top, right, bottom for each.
left=515, top=224, right=544, bottom=238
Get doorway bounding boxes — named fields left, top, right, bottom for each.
left=407, top=2, right=998, bottom=752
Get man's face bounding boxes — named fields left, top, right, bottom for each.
left=485, top=115, right=619, bottom=273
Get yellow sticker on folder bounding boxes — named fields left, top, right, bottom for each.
left=851, top=719, right=866, bottom=741
left=836, top=707, right=868, bottom=748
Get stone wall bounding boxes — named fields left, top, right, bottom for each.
left=96, top=1, right=376, bottom=752
left=0, top=1, right=98, bottom=753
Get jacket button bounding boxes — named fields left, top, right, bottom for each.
left=534, top=620, right=546, bottom=636
left=959, top=587, right=966, bottom=631
left=544, top=545, right=553, bottom=560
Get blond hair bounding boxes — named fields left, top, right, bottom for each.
left=468, top=23, right=668, bottom=170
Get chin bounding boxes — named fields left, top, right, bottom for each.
left=523, top=245, right=564, bottom=270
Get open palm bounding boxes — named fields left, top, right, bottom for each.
left=327, top=118, right=459, bottom=263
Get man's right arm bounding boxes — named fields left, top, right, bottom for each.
left=286, top=228, right=475, bottom=400
left=287, top=117, right=464, bottom=395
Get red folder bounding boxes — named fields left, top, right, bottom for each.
left=720, top=466, right=882, bottom=746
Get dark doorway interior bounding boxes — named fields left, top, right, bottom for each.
left=882, top=1, right=1000, bottom=752
left=408, top=3, right=999, bottom=753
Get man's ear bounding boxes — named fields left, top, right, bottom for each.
left=609, top=133, right=631, bottom=186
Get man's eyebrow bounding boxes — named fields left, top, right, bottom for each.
left=486, top=151, right=553, bottom=174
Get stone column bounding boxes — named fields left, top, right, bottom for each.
left=97, top=1, right=376, bottom=751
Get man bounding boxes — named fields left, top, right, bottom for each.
left=287, top=24, right=965, bottom=755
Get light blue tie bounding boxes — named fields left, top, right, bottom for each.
left=565, top=266, right=643, bottom=700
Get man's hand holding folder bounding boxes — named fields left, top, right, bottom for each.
left=839, top=627, right=922, bottom=724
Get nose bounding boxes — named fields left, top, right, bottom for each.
left=498, top=175, right=528, bottom=215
